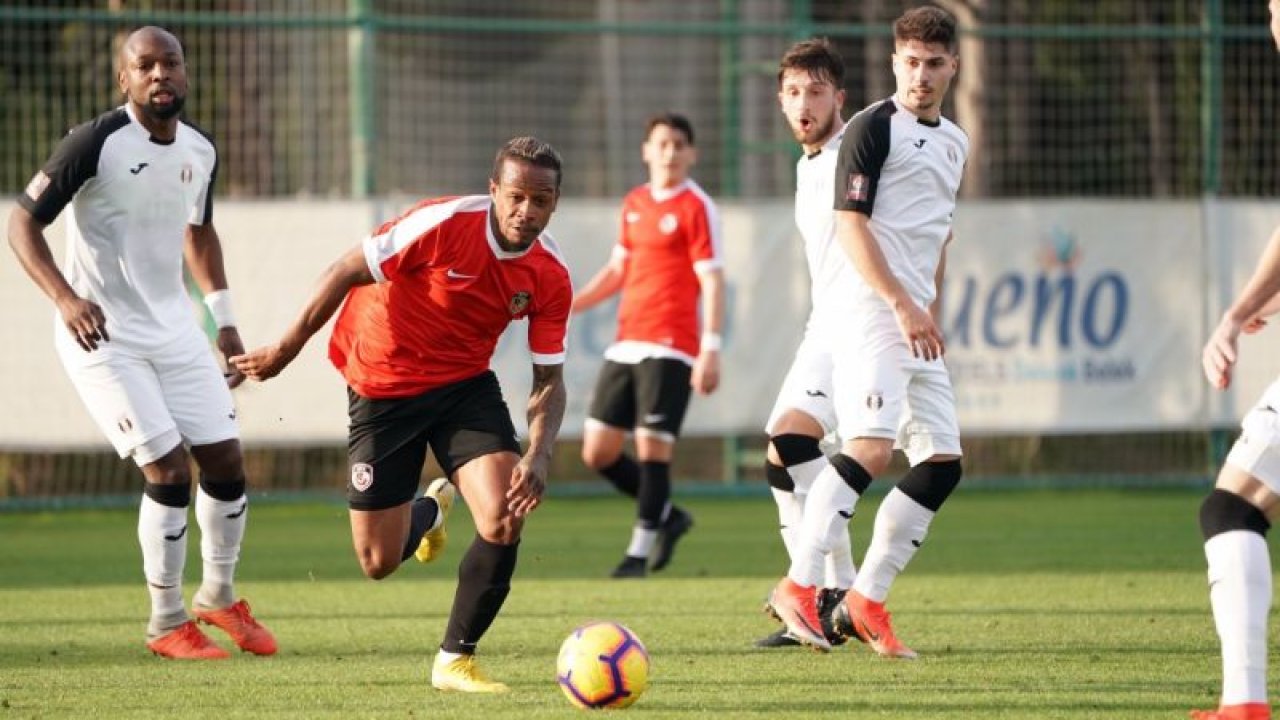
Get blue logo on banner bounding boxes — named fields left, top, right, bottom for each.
left=944, top=227, right=1135, bottom=390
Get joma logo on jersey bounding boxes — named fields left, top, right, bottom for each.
left=180, top=164, right=193, bottom=183
left=845, top=173, right=868, bottom=202
left=509, top=291, right=532, bottom=316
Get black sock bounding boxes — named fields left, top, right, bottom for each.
left=441, top=537, right=519, bottom=654
left=637, top=461, right=671, bottom=530
left=399, top=496, right=439, bottom=562
left=600, top=454, right=640, bottom=497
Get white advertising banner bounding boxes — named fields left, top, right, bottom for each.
left=2, top=198, right=1276, bottom=446
left=945, top=201, right=1207, bottom=433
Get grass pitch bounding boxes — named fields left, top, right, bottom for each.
left=0, top=488, right=1255, bottom=718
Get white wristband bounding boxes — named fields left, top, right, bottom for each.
left=700, top=332, right=722, bottom=352
left=203, top=290, right=237, bottom=329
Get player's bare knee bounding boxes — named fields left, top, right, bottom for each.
left=191, top=439, right=244, bottom=480
left=1200, top=488, right=1271, bottom=541
left=142, top=457, right=192, bottom=487
left=581, top=445, right=617, bottom=471
left=474, top=513, right=523, bottom=545
left=356, top=549, right=398, bottom=580
left=846, top=442, right=892, bottom=477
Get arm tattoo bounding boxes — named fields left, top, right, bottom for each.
left=527, top=364, right=567, bottom=460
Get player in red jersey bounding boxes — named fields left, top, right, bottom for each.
left=572, top=113, right=725, bottom=578
left=231, top=137, right=571, bottom=694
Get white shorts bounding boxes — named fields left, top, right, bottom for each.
left=765, top=329, right=837, bottom=436
left=831, top=313, right=961, bottom=466
left=56, top=327, right=238, bottom=466
left=1225, top=379, right=1280, bottom=493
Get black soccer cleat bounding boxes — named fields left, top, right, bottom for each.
left=753, top=627, right=803, bottom=648
left=827, top=591, right=865, bottom=646
left=818, top=588, right=851, bottom=646
left=610, top=555, right=647, bottom=579
left=649, top=507, right=694, bottom=572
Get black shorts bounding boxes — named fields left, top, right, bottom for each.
left=587, top=358, right=692, bottom=439
left=346, top=371, right=521, bottom=511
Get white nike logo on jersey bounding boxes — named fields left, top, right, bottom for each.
left=643, top=413, right=667, bottom=424
left=446, top=269, right=477, bottom=279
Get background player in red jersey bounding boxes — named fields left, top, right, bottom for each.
left=231, top=137, right=571, bottom=694
left=572, top=113, right=726, bottom=578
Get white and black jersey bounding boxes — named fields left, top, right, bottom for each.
left=19, top=104, right=217, bottom=351
left=794, top=118, right=866, bottom=330
left=833, top=96, right=967, bottom=311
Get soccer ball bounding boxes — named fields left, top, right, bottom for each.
left=555, top=621, right=650, bottom=709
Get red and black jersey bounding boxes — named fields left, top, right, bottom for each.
left=330, top=195, right=572, bottom=399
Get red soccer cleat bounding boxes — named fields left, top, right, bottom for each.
left=194, top=599, right=278, bottom=656
left=841, top=590, right=918, bottom=659
left=764, top=577, right=831, bottom=652
left=1189, top=703, right=1272, bottom=720
left=147, top=620, right=230, bottom=660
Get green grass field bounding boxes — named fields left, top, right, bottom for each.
left=0, top=488, right=1259, bottom=718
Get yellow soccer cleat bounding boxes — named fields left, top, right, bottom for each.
left=414, top=477, right=455, bottom=564
left=431, top=653, right=510, bottom=694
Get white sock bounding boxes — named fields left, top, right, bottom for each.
left=1206, top=530, right=1271, bottom=706
left=626, top=525, right=658, bottom=558
left=770, top=488, right=804, bottom=560
left=138, top=494, right=188, bottom=635
left=853, top=487, right=933, bottom=603
left=787, top=464, right=858, bottom=587
left=193, top=486, right=246, bottom=609
left=825, top=524, right=857, bottom=589
left=786, top=455, right=858, bottom=588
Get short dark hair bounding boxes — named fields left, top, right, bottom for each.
left=491, top=136, right=563, bottom=189
left=644, top=112, right=695, bottom=146
left=777, top=37, right=845, bottom=90
left=893, top=6, right=958, bottom=53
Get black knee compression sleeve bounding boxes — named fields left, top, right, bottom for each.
left=765, top=461, right=794, bottom=492
left=1200, top=488, right=1271, bottom=541
left=198, top=474, right=246, bottom=501
left=144, top=481, right=191, bottom=508
left=771, top=433, right=823, bottom=467
left=830, top=453, right=873, bottom=495
left=896, top=459, right=962, bottom=512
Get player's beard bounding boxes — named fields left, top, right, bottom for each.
left=144, top=94, right=186, bottom=121
left=791, top=113, right=836, bottom=147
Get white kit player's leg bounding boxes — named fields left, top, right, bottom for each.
left=787, top=455, right=872, bottom=587
left=193, top=480, right=246, bottom=609
left=1194, top=407, right=1280, bottom=719
left=139, top=482, right=191, bottom=638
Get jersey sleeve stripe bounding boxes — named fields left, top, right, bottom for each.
left=693, top=258, right=723, bottom=274
left=687, top=180, right=725, bottom=262
left=531, top=351, right=566, bottom=365
left=362, top=196, right=473, bottom=283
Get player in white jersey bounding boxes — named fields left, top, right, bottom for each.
left=6, top=27, right=275, bottom=660
left=1191, top=6, right=1280, bottom=718
left=765, top=6, right=967, bottom=656
left=754, top=38, right=861, bottom=649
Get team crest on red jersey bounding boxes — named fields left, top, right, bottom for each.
left=509, top=290, right=532, bottom=316
left=658, top=213, right=678, bottom=235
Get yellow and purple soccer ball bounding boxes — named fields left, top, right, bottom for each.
left=555, top=621, right=650, bottom=709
